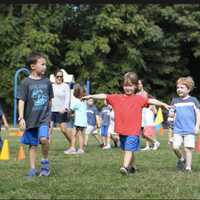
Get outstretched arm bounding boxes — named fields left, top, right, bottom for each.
left=148, top=98, right=170, bottom=110
left=82, top=94, right=107, bottom=100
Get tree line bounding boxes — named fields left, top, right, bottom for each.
left=0, top=4, right=200, bottom=120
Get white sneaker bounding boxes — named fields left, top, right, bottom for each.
left=64, top=148, right=77, bottom=154
left=103, top=145, right=111, bottom=150
left=152, top=142, right=160, bottom=150
left=141, top=146, right=151, bottom=151
left=76, top=149, right=85, bottom=154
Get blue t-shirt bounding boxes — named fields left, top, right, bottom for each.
left=70, top=98, right=87, bottom=127
left=87, top=105, right=99, bottom=126
left=171, top=96, right=200, bottom=135
left=100, top=106, right=111, bottom=126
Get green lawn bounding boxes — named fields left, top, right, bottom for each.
left=1, top=130, right=200, bottom=199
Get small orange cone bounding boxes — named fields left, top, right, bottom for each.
left=195, top=135, right=200, bottom=153
left=159, top=126, right=164, bottom=136
left=16, top=130, right=23, bottom=137
left=0, top=139, right=10, bottom=160
left=17, top=145, right=25, bottom=160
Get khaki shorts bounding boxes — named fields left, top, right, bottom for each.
left=173, top=134, right=195, bottom=149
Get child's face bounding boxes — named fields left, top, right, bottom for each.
left=176, top=84, right=190, bottom=98
left=123, top=83, right=136, bottom=95
left=31, top=57, right=47, bottom=76
left=87, top=98, right=94, bottom=106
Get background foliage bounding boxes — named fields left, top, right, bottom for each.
left=1, top=4, right=200, bottom=121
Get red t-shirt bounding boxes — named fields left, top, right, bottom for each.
left=106, top=94, right=148, bottom=136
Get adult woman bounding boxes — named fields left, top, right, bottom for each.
left=50, top=70, right=72, bottom=149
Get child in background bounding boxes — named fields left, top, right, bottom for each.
left=85, top=98, right=103, bottom=147
left=0, top=101, right=9, bottom=149
left=100, top=100, right=111, bottom=149
left=171, top=76, right=200, bottom=172
left=18, top=52, right=54, bottom=177
left=83, top=72, right=169, bottom=175
left=141, top=105, right=160, bottom=151
left=64, top=84, right=87, bottom=154
left=137, top=80, right=160, bottom=151
left=107, top=106, right=120, bottom=148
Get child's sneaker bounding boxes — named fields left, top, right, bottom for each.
left=152, top=141, right=160, bottom=150
left=76, top=149, right=85, bottom=154
left=185, top=166, right=192, bottom=173
left=141, top=146, right=151, bottom=151
left=120, top=166, right=129, bottom=176
left=39, top=159, right=50, bottom=177
left=27, top=168, right=37, bottom=177
left=102, top=144, right=111, bottom=150
left=64, top=147, right=77, bottom=154
left=128, top=166, right=136, bottom=174
left=176, top=159, right=185, bottom=171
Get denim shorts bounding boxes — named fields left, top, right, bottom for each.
left=20, top=125, right=49, bottom=146
left=120, top=135, right=140, bottom=152
left=100, top=125, right=109, bottom=137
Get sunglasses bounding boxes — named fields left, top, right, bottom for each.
left=56, top=76, right=63, bottom=78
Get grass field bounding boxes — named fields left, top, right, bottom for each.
left=1, top=129, right=200, bottom=199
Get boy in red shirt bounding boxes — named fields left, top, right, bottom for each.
left=83, top=72, right=169, bottom=175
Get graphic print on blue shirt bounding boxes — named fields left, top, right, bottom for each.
left=100, top=106, right=111, bottom=126
left=31, top=85, right=49, bottom=111
left=87, top=105, right=99, bottom=126
left=172, top=96, right=200, bottom=135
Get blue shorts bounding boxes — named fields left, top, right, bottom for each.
left=101, top=125, right=109, bottom=137
left=20, top=125, right=49, bottom=146
left=120, top=135, right=140, bottom=152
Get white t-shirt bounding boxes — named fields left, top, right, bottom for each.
left=108, top=110, right=115, bottom=134
left=142, top=107, right=155, bottom=127
left=51, top=83, right=70, bottom=112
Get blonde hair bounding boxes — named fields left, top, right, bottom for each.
left=176, top=76, right=195, bottom=91
left=123, top=72, right=138, bottom=86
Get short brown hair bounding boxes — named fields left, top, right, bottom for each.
left=176, top=76, right=195, bottom=91
left=123, top=72, right=138, bottom=86
left=26, top=52, right=44, bottom=68
left=73, top=83, right=85, bottom=98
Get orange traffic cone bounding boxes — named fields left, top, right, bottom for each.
left=16, top=130, right=23, bottom=137
left=17, top=145, right=25, bottom=160
left=195, top=135, right=200, bottom=153
left=159, top=126, right=164, bottom=136
left=0, top=139, right=10, bottom=160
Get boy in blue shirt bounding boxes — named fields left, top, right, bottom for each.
left=18, top=52, right=54, bottom=177
left=100, top=100, right=111, bottom=149
left=171, top=76, right=200, bottom=172
left=84, top=98, right=103, bottom=147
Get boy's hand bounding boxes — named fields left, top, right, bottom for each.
left=163, top=103, right=171, bottom=110
left=19, top=119, right=26, bottom=130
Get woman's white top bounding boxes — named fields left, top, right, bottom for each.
left=51, top=83, right=70, bottom=112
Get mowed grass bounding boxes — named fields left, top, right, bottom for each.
left=1, top=130, right=200, bottom=199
